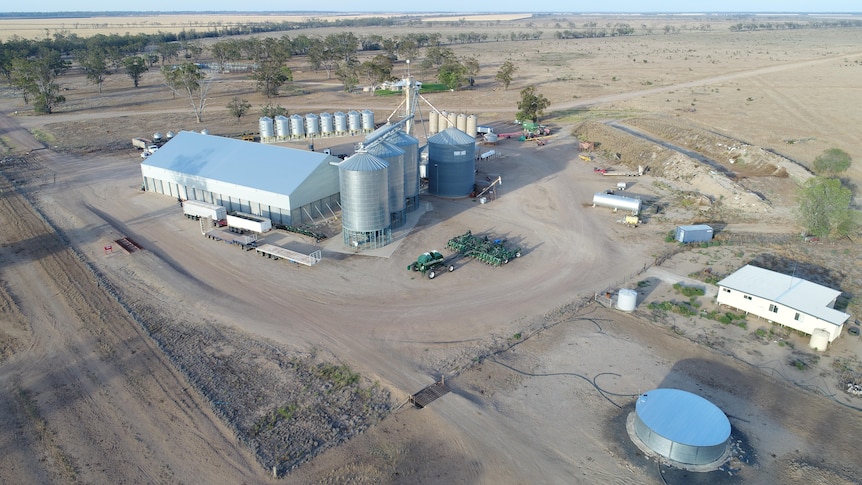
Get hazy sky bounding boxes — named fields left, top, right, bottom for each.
left=3, top=1, right=861, bottom=13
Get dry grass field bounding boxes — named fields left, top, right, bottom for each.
left=1, top=13, right=861, bottom=484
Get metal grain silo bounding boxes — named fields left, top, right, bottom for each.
left=428, top=110, right=439, bottom=135
left=439, top=111, right=449, bottom=130
left=274, top=115, right=290, bottom=138
left=334, top=111, right=348, bottom=134
left=387, top=130, right=420, bottom=212
left=259, top=117, right=274, bottom=139
left=364, top=141, right=406, bottom=228
left=289, top=114, right=305, bottom=137
left=427, top=127, right=477, bottom=197
left=320, top=112, right=334, bottom=135
left=446, top=112, right=457, bottom=131
left=348, top=110, right=361, bottom=134
left=631, top=389, right=730, bottom=467
left=456, top=113, right=467, bottom=132
left=361, top=109, right=375, bottom=132
left=338, top=153, right=391, bottom=250
left=305, top=113, right=320, bottom=136
left=466, top=114, right=478, bottom=138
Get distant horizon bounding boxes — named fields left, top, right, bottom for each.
left=1, top=10, right=861, bottom=16
left=2, top=0, right=862, bottom=15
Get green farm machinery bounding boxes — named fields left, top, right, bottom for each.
left=408, top=250, right=456, bottom=279
left=446, top=230, right=522, bottom=266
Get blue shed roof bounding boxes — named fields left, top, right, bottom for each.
left=141, top=131, right=335, bottom=196
left=636, top=389, right=730, bottom=447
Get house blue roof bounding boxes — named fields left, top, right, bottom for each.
left=717, top=264, right=849, bottom=326
left=141, top=131, right=334, bottom=196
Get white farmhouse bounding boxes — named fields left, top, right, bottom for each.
left=716, top=265, right=850, bottom=343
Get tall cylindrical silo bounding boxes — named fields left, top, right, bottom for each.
left=348, top=110, right=361, bottom=134
left=274, top=115, right=290, bottom=138
left=364, top=141, right=406, bottom=228
left=387, top=130, right=420, bottom=212
left=334, top=111, right=348, bottom=134
left=305, top=113, right=320, bottom=137
left=338, top=153, right=391, bottom=250
left=320, top=112, right=334, bottom=135
left=456, top=113, right=467, bottom=132
left=428, top=111, right=439, bottom=135
left=290, top=114, right=305, bottom=137
left=259, top=117, right=274, bottom=139
left=361, top=109, right=375, bottom=132
left=440, top=111, right=450, bottom=130
left=446, top=112, right=457, bottom=132
left=466, top=114, right=478, bottom=138
left=427, top=127, right=477, bottom=197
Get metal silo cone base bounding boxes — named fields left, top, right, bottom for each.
left=343, top=228, right=392, bottom=250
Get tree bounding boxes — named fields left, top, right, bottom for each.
left=78, top=48, right=110, bottom=93
left=812, top=148, right=852, bottom=176
left=9, top=48, right=69, bottom=114
left=161, top=63, right=212, bottom=123
left=226, top=96, right=251, bottom=123
left=252, top=61, right=292, bottom=97
left=495, top=60, right=518, bottom=89
left=516, top=86, right=551, bottom=123
left=260, top=103, right=288, bottom=119
left=359, top=54, right=392, bottom=92
left=797, top=176, right=857, bottom=238
left=123, top=56, right=148, bottom=87
left=335, top=61, right=360, bottom=92
left=437, top=59, right=468, bottom=90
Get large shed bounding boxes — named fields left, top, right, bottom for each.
left=140, top=131, right=341, bottom=226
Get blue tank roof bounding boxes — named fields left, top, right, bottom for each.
left=635, top=388, right=730, bottom=446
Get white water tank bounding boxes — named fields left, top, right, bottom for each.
left=259, top=117, right=274, bottom=139
left=809, top=328, right=830, bottom=351
left=320, top=112, right=334, bottom=135
left=334, top=111, right=348, bottom=133
left=275, top=115, right=290, bottom=137
left=617, top=289, right=638, bottom=312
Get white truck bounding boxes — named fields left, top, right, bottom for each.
left=226, top=212, right=272, bottom=234
left=182, top=200, right=227, bottom=226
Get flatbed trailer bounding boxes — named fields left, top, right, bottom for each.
left=255, top=244, right=322, bottom=266
left=204, top=229, right=258, bottom=250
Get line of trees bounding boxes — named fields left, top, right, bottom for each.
left=797, top=148, right=859, bottom=239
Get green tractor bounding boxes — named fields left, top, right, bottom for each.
left=408, top=250, right=456, bottom=279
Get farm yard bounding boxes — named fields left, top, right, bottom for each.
left=1, top=12, right=861, bottom=484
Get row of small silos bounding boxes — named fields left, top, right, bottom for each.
left=427, top=112, right=479, bottom=138
left=259, top=110, right=376, bottom=140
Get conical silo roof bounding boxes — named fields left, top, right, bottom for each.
left=339, top=152, right=389, bottom=172
left=428, top=126, right=476, bottom=145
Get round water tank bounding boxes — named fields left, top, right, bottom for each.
left=387, top=130, right=420, bottom=207
left=427, top=127, right=477, bottom=197
left=259, top=117, right=274, bottom=139
left=338, top=153, right=390, bottom=233
left=428, top=111, right=439, bottom=135
left=305, top=113, right=320, bottom=136
left=456, top=113, right=467, bottom=132
left=617, top=289, right=638, bottom=312
left=466, top=114, right=478, bottom=138
left=361, top=109, right=375, bottom=131
left=274, top=115, right=290, bottom=137
left=290, top=114, right=305, bottom=137
left=334, top=111, right=348, bottom=133
left=809, top=328, right=830, bottom=351
left=348, top=110, right=361, bottom=133
left=320, top=112, right=334, bottom=134
left=632, top=389, right=730, bottom=467
left=364, top=141, right=405, bottom=226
